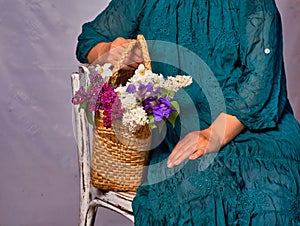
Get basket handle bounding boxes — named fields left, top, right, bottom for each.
left=109, top=34, right=152, bottom=85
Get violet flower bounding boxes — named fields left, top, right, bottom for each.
left=153, top=97, right=175, bottom=122
left=137, top=82, right=154, bottom=99
left=126, top=84, right=136, bottom=93
left=154, top=88, right=163, bottom=95
left=143, top=96, right=157, bottom=113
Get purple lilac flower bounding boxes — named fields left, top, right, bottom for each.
left=111, top=97, right=123, bottom=120
left=90, top=71, right=104, bottom=85
left=87, top=86, right=101, bottom=112
left=102, top=109, right=112, bottom=127
left=72, top=72, right=121, bottom=127
left=153, top=97, right=175, bottom=122
left=72, top=87, right=87, bottom=105
left=98, top=83, right=119, bottom=127
left=88, top=103, right=99, bottom=112
left=126, top=84, right=136, bottom=93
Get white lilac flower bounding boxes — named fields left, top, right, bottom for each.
left=114, top=86, right=128, bottom=97
left=122, top=106, right=149, bottom=132
left=95, top=63, right=113, bottom=78
left=163, top=75, right=193, bottom=92
left=151, top=73, right=165, bottom=88
left=176, top=75, right=193, bottom=87
left=162, top=80, right=178, bottom=93
left=119, top=93, right=137, bottom=110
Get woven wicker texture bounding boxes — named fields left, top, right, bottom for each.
left=91, top=35, right=152, bottom=191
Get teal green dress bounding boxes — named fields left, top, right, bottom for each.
left=76, top=0, right=300, bottom=225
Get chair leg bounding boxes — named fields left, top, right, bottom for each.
left=85, top=205, right=98, bottom=226
left=79, top=204, right=98, bottom=226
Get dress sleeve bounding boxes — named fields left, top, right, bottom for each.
left=76, top=0, right=147, bottom=63
left=224, top=0, right=287, bottom=130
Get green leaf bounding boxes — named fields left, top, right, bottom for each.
left=161, top=88, right=169, bottom=96
left=167, top=100, right=180, bottom=127
left=85, top=109, right=95, bottom=126
left=148, top=115, right=157, bottom=129
left=78, top=102, right=88, bottom=112
left=149, top=123, right=157, bottom=129
left=167, top=111, right=179, bottom=127
left=148, top=115, right=155, bottom=124
left=78, top=102, right=95, bottom=126
left=170, top=100, right=180, bottom=114
left=161, top=88, right=175, bottom=98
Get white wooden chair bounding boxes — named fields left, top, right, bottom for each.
left=71, top=66, right=135, bottom=226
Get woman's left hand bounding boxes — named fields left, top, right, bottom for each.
left=166, top=113, right=245, bottom=168
left=167, top=128, right=222, bottom=168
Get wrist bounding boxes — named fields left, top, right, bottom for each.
left=207, top=124, right=225, bottom=149
left=209, top=112, right=245, bottom=147
left=198, top=127, right=223, bottom=153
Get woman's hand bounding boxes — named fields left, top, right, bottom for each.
left=87, top=37, right=143, bottom=70
left=167, top=128, right=222, bottom=168
left=167, top=113, right=245, bottom=168
left=108, top=37, right=143, bottom=70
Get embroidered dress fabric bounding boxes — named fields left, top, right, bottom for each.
left=76, top=0, right=300, bottom=225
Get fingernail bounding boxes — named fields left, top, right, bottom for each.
left=189, top=155, right=195, bottom=160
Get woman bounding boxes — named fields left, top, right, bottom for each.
left=76, top=0, right=300, bottom=225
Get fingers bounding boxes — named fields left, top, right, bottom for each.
left=189, top=145, right=206, bottom=160
left=190, top=135, right=211, bottom=160
left=123, top=47, right=144, bottom=69
left=110, top=37, right=132, bottom=49
left=167, top=130, right=217, bottom=168
left=167, top=145, right=195, bottom=168
left=107, top=37, right=144, bottom=70
left=167, top=132, right=205, bottom=168
left=169, top=136, right=195, bottom=162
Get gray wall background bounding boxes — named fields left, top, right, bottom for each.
left=0, top=0, right=299, bottom=226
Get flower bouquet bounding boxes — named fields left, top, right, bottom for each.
left=72, top=63, right=192, bottom=133
left=72, top=63, right=192, bottom=191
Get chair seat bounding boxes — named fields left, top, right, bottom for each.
left=93, top=187, right=135, bottom=212
left=91, top=187, right=136, bottom=221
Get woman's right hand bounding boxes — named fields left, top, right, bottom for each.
left=87, top=37, right=143, bottom=71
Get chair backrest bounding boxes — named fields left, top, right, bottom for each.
left=71, top=67, right=135, bottom=225
left=71, top=67, right=93, bottom=223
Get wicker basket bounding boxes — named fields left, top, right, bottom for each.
left=91, top=35, right=152, bottom=191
